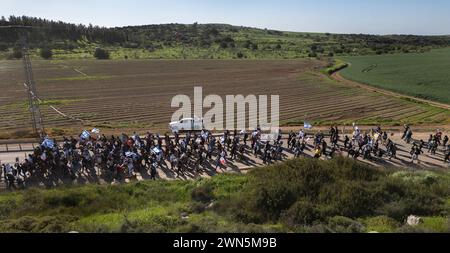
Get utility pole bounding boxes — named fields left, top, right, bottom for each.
left=1, top=26, right=46, bottom=139
left=21, top=34, right=45, bottom=139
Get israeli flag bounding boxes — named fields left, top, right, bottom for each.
left=304, top=122, right=313, bottom=129
left=91, top=128, right=100, bottom=134
left=152, top=147, right=162, bottom=154
left=41, top=138, right=55, bottom=149
left=125, top=151, right=137, bottom=158
left=80, top=130, right=91, bottom=140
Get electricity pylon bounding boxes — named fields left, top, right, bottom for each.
left=1, top=26, right=46, bottom=139
left=21, top=36, right=46, bottom=139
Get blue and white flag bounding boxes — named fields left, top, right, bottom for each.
left=304, top=122, right=313, bottom=129
left=91, top=128, right=100, bottom=134
left=125, top=151, right=137, bottom=158
left=41, top=138, right=55, bottom=149
left=152, top=147, right=162, bottom=154
left=80, top=130, right=91, bottom=140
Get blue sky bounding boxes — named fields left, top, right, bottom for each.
left=2, top=0, right=450, bottom=35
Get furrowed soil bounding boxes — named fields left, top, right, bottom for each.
left=1, top=59, right=449, bottom=138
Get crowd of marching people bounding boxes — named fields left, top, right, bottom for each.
left=1, top=125, right=449, bottom=190
left=285, top=125, right=402, bottom=162
left=0, top=128, right=284, bottom=190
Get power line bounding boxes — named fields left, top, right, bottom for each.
left=21, top=35, right=46, bottom=139
left=1, top=26, right=46, bottom=139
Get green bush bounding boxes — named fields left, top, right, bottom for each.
left=12, top=47, right=22, bottom=59
left=363, top=216, right=401, bottom=232
left=224, top=157, right=446, bottom=227
left=40, top=48, right=53, bottom=59
left=326, top=216, right=365, bottom=233
left=0, top=215, right=77, bottom=233
left=45, top=192, right=84, bottom=207
left=308, top=52, right=317, bottom=58
left=281, top=200, right=324, bottom=227
left=254, top=184, right=296, bottom=221
left=332, top=181, right=379, bottom=218
left=94, top=48, right=110, bottom=59
left=0, top=42, right=8, bottom=51
left=191, top=185, right=215, bottom=203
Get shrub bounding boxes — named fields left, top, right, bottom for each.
left=0, top=215, right=77, bottom=233
left=332, top=181, right=379, bottom=218
left=0, top=42, right=8, bottom=51
left=94, top=48, right=110, bottom=59
left=379, top=201, right=409, bottom=222
left=254, top=184, right=296, bottom=221
left=308, top=52, right=317, bottom=58
left=191, top=185, right=215, bottom=203
left=326, top=216, right=365, bottom=233
left=12, top=47, right=22, bottom=59
left=281, top=200, right=324, bottom=227
left=237, top=52, right=244, bottom=58
left=220, top=41, right=228, bottom=49
left=363, top=216, right=400, bottom=232
left=243, top=40, right=252, bottom=49
left=40, top=48, right=53, bottom=59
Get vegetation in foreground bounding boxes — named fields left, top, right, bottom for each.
left=0, top=157, right=448, bottom=233
left=1, top=16, right=450, bottom=60
left=340, top=48, right=450, bottom=105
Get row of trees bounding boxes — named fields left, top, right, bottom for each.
left=0, top=16, right=127, bottom=46
left=6, top=47, right=107, bottom=60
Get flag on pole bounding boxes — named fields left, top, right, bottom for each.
left=80, top=130, right=91, bottom=140
left=304, top=122, right=313, bottom=129
left=125, top=151, right=137, bottom=158
left=152, top=147, right=162, bottom=154
left=41, top=138, right=55, bottom=149
left=91, top=128, right=100, bottom=134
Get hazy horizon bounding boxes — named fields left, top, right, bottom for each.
left=2, top=0, right=450, bottom=36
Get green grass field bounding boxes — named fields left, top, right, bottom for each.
left=340, top=48, right=450, bottom=104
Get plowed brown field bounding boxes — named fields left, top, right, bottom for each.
left=1, top=59, right=449, bottom=137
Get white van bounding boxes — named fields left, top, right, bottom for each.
left=169, top=118, right=204, bottom=133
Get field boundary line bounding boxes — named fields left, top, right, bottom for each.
left=330, top=70, right=450, bottom=111
left=73, top=68, right=88, bottom=76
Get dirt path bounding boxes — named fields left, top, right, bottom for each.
left=1, top=131, right=448, bottom=191
left=330, top=71, right=450, bottom=111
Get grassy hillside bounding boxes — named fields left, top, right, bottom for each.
left=0, top=157, right=448, bottom=233
left=340, top=48, right=450, bottom=104
left=1, top=16, right=450, bottom=60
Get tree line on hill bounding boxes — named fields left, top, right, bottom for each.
left=1, top=15, right=450, bottom=60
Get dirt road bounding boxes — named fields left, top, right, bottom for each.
left=1, top=130, right=448, bottom=191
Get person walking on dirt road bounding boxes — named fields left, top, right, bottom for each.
left=443, top=135, right=449, bottom=147
left=444, top=145, right=450, bottom=164
left=411, top=143, right=423, bottom=164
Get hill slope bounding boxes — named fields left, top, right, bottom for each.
left=1, top=16, right=450, bottom=60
